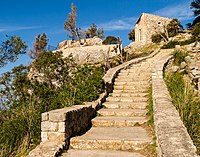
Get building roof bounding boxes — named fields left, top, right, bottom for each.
left=134, top=13, right=171, bottom=26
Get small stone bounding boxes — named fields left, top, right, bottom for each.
left=41, top=132, right=48, bottom=142
left=185, top=56, right=192, bottom=63
left=195, top=42, right=200, bottom=48
left=42, top=112, right=49, bottom=121
left=188, top=62, right=197, bottom=70
left=179, top=69, right=186, bottom=73
left=175, top=45, right=181, bottom=49
left=58, top=122, right=65, bottom=133
left=170, top=66, right=179, bottom=73
left=41, top=121, right=58, bottom=132
left=180, top=62, right=187, bottom=69
left=191, top=70, right=200, bottom=78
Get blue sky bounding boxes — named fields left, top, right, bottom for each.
left=0, top=0, right=195, bottom=74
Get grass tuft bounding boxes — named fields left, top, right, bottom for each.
left=147, top=85, right=154, bottom=125
left=165, top=72, right=200, bottom=155
left=173, top=50, right=188, bottom=66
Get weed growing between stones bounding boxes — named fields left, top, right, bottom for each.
left=141, top=85, right=157, bottom=157
left=172, top=50, right=188, bottom=66
left=165, top=72, right=200, bottom=155
left=161, top=38, right=196, bottom=49
left=147, top=85, right=154, bottom=125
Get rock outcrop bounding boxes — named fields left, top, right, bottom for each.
left=56, top=37, right=121, bottom=65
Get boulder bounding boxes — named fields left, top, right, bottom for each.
left=170, top=66, right=179, bottom=73
left=58, top=40, right=68, bottom=49
left=85, top=37, right=103, bottom=46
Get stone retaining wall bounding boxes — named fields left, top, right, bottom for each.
left=28, top=93, right=107, bottom=157
left=152, top=50, right=198, bottom=157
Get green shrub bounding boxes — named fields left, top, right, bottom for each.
left=191, top=22, right=200, bottom=41
left=167, top=19, right=183, bottom=37
left=173, top=50, right=188, bottom=66
left=161, top=40, right=179, bottom=49
left=102, top=36, right=119, bottom=45
left=73, top=64, right=104, bottom=104
left=151, top=33, right=163, bottom=43
left=147, top=85, right=154, bottom=125
left=165, top=72, right=200, bottom=155
left=0, top=51, right=105, bottom=156
left=161, top=38, right=195, bottom=49
left=179, top=38, right=196, bottom=46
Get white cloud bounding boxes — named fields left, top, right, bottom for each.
left=0, top=28, right=7, bottom=32
left=155, top=2, right=193, bottom=21
left=98, top=17, right=137, bottom=31
left=0, top=25, right=43, bottom=32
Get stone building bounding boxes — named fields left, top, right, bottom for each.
left=134, top=13, right=171, bottom=44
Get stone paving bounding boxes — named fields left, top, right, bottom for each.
left=62, top=60, right=153, bottom=157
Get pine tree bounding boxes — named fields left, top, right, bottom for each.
left=0, top=35, right=27, bottom=67
left=84, top=24, right=105, bottom=39
left=64, top=3, right=80, bottom=41
left=29, top=33, right=48, bottom=59
left=191, top=0, right=200, bottom=16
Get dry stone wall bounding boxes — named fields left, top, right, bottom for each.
left=152, top=49, right=198, bottom=157
left=28, top=93, right=107, bottom=157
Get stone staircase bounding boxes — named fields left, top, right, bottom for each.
left=62, top=61, right=153, bottom=157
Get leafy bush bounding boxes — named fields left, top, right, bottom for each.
left=151, top=33, right=163, bottom=43
left=167, top=19, right=183, bottom=37
left=179, top=38, right=196, bottom=46
left=161, top=37, right=196, bottom=49
left=0, top=35, right=27, bottom=68
left=73, top=64, right=104, bottom=104
left=192, top=16, right=200, bottom=26
left=173, top=50, right=188, bottom=66
left=0, top=51, right=105, bottom=156
left=191, top=22, right=200, bottom=41
left=128, top=29, right=135, bottom=41
left=161, top=40, right=179, bottom=49
left=165, top=72, right=200, bottom=155
left=102, top=36, right=119, bottom=45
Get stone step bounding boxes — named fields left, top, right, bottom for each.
left=129, top=63, right=150, bottom=68
left=114, top=81, right=149, bottom=86
left=92, top=116, right=147, bottom=127
left=119, top=71, right=151, bottom=75
left=114, top=85, right=149, bottom=90
left=112, top=89, right=148, bottom=93
left=62, top=150, right=145, bottom=157
left=121, top=67, right=151, bottom=71
left=111, top=92, right=148, bottom=97
left=117, top=74, right=151, bottom=78
left=106, top=96, right=148, bottom=103
left=97, top=109, right=147, bottom=117
left=115, top=77, right=151, bottom=82
left=103, top=102, right=148, bottom=109
left=70, top=127, right=151, bottom=151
